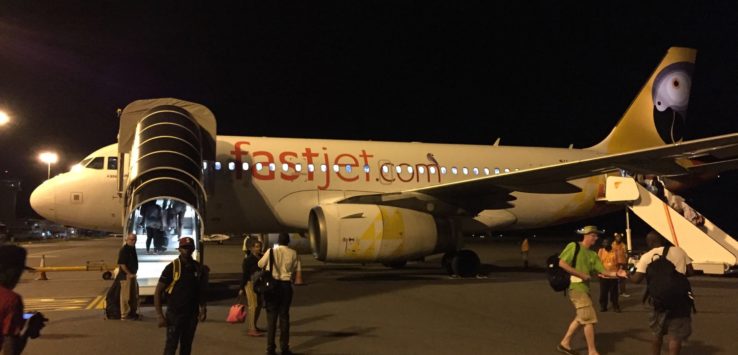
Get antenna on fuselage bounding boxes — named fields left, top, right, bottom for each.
left=493, top=138, right=501, bottom=146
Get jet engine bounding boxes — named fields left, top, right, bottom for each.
left=308, top=204, right=457, bottom=263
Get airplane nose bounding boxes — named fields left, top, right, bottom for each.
left=30, top=181, right=56, bottom=220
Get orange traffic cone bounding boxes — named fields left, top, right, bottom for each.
left=293, top=268, right=304, bottom=286
left=35, top=254, right=48, bottom=281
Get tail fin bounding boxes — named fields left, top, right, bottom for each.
left=588, top=47, right=697, bottom=154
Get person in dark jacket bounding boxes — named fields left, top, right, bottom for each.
left=240, top=240, right=264, bottom=337
left=154, top=237, right=208, bottom=355
left=117, top=233, right=139, bottom=320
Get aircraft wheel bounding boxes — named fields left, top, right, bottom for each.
left=451, top=249, right=480, bottom=277
left=102, top=271, right=113, bottom=280
left=441, top=251, right=456, bottom=275
left=383, top=260, right=408, bottom=269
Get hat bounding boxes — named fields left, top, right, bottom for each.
left=0, top=245, right=36, bottom=271
left=577, top=225, right=604, bottom=235
left=178, top=237, right=195, bottom=249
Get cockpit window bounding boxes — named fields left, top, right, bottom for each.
left=86, top=157, right=104, bottom=170
left=107, top=156, right=118, bottom=170
left=79, top=158, right=93, bottom=167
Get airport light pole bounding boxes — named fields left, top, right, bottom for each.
left=0, top=111, right=9, bottom=126
left=38, top=152, right=59, bottom=180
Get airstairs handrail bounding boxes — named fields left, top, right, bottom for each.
left=628, top=183, right=737, bottom=270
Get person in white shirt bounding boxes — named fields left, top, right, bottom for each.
left=630, top=231, right=694, bottom=355
left=258, top=233, right=301, bottom=355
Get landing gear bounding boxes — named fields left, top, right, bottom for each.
left=442, top=249, right=480, bottom=277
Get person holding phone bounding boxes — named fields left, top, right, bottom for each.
left=0, top=245, right=48, bottom=354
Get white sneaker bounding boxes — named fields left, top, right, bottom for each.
left=620, top=293, right=631, bottom=298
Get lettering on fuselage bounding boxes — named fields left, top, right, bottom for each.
left=229, top=141, right=442, bottom=190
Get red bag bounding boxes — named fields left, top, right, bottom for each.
left=226, top=304, right=246, bottom=324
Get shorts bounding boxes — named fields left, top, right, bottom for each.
left=649, top=310, right=692, bottom=340
left=569, top=289, right=597, bottom=324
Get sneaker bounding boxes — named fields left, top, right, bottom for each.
left=247, top=330, right=264, bottom=337
left=620, top=292, right=631, bottom=298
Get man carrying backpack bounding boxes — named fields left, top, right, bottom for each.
left=557, top=225, right=627, bottom=355
left=154, top=237, right=209, bottom=355
left=630, top=231, right=694, bottom=355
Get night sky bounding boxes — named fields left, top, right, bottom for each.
left=1, top=2, right=737, bottom=233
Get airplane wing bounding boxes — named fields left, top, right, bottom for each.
left=340, top=133, right=738, bottom=213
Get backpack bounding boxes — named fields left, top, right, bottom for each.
left=103, top=278, right=121, bottom=319
left=546, top=242, right=580, bottom=292
left=643, top=245, right=696, bottom=313
left=162, top=258, right=206, bottom=301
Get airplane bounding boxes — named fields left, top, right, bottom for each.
left=201, top=234, right=231, bottom=245
left=29, top=47, right=738, bottom=294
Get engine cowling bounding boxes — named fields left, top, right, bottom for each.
left=308, top=204, right=457, bottom=263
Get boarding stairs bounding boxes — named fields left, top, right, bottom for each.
left=602, top=176, right=738, bottom=274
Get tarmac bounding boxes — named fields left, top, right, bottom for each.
left=12, top=235, right=738, bottom=355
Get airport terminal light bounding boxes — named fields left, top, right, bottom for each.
left=38, top=152, right=59, bottom=180
left=0, top=111, right=9, bottom=126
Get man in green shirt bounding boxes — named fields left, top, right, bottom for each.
left=557, top=225, right=627, bottom=355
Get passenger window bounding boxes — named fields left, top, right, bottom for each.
left=86, top=157, right=104, bottom=170
left=107, top=157, right=118, bottom=170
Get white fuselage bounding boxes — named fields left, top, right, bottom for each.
left=31, top=136, right=612, bottom=235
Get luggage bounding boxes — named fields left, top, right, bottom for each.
left=104, top=279, right=121, bottom=319
left=644, top=245, right=695, bottom=313
left=546, top=242, right=580, bottom=292
left=253, top=248, right=277, bottom=297
left=226, top=293, right=247, bottom=324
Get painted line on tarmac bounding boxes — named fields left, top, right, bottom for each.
left=86, top=295, right=105, bottom=310
left=24, top=297, right=95, bottom=312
